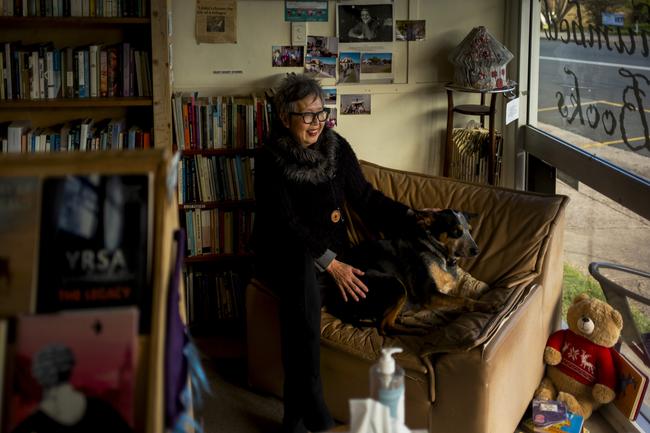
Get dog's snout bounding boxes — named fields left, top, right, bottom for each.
left=469, top=246, right=479, bottom=256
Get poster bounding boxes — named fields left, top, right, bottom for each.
left=196, top=0, right=237, bottom=44
left=285, top=0, right=328, bottom=22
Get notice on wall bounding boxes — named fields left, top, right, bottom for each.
left=196, top=0, right=237, bottom=44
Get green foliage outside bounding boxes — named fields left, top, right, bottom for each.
left=562, top=262, right=650, bottom=334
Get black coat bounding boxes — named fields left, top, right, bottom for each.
left=252, top=127, right=410, bottom=269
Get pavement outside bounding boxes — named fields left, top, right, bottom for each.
left=539, top=124, right=650, bottom=295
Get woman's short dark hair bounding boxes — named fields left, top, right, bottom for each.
left=274, top=74, right=325, bottom=118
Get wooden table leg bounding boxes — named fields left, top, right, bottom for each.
left=444, top=89, right=454, bottom=177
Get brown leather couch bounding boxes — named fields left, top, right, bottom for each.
left=246, top=160, right=569, bottom=433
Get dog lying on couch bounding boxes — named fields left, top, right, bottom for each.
left=326, top=209, right=495, bottom=335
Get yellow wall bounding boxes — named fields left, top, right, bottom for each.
left=171, top=0, right=508, bottom=176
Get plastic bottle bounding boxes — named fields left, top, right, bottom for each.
left=369, top=347, right=405, bottom=430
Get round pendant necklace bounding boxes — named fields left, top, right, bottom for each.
left=329, top=180, right=343, bottom=224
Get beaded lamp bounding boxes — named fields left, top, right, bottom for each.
left=448, top=26, right=513, bottom=90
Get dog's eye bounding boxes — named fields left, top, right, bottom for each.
left=450, top=228, right=462, bottom=238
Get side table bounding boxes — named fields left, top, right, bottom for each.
left=443, top=82, right=516, bottom=185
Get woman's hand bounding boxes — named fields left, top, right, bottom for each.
left=326, top=258, right=368, bottom=302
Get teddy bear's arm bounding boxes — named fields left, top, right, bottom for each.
left=544, top=330, right=566, bottom=365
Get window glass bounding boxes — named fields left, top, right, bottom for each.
left=557, top=172, right=650, bottom=421
left=535, top=0, right=650, bottom=182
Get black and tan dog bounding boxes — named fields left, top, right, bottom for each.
left=326, top=209, right=495, bottom=335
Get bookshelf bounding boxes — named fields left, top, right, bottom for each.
left=0, top=149, right=179, bottom=433
left=0, top=0, right=172, bottom=152
left=172, top=92, right=270, bottom=356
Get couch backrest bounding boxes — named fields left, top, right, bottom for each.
left=351, top=161, right=569, bottom=286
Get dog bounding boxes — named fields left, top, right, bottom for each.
left=325, top=209, right=495, bottom=335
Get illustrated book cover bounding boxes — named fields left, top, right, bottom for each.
left=36, top=174, right=152, bottom=331
left=0, top=176, right=41, bottom=316
left=612, top=349, right=649, bottom=421
left=520, top=399, right=584, bottom=433
left=8, top=308, right=138, bottom=432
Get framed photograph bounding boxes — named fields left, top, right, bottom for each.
left=337, top=2, right=394, bottom=43
left=341, top=94, right=371, bottom=115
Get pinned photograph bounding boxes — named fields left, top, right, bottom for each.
left=272, top=46, right=305, bottom=67
left=307, top=36, right=338, bottom=57
left=338, top=52, right=361, bottom=83
left=326, top=107, right=338, bottom=127
left=337, top=2, right=394, bottom=43
left=361, top=52, right=392, bottom=73
left=305, top=56, right=336, bottom=78
left=396, top=20, right=426, bottom=41
left=341, top=94, right=371, bottom=115
left=323, top=88, right=337, bottom=105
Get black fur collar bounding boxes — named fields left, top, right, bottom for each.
left=268, top=127, right=339, bottom=184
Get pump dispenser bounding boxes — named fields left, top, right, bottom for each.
left=369, top=347, right=405, bottom=429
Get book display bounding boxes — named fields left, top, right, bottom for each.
left=0, top=149, right=181, bottom=433
left=0, top=0, right=171, bottom=153
left=171, top=92, right=270, bottom=354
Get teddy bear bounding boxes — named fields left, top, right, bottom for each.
left=534, top=293, right=623, bottom=420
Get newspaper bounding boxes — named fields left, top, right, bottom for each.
left=196, top=0, right=237, bottom=44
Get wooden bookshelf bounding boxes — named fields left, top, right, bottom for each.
left=0, top=0, right=171, bottom=152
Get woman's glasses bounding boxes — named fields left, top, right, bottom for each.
left=289, top=110, right=330, bottom=124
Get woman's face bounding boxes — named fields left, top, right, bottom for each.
left=360, top=9, right=371, bottom=23
left=283, top=94, right=326, bottom=148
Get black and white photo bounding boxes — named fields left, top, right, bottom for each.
left=337, top=2, right=393, bottom=43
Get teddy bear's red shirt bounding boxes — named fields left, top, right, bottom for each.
left=547, top=329, right=616, bottom=390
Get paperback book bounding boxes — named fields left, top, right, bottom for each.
left=8, top=308, right=138, bottom=432
left=36, top=174, right=152, bottom=331
left=520, top=398, right=584, bottom=433
left=0, top=176, right=41, bottom=315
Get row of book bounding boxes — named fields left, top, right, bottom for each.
left=179, top=154, right=254, bottom=204
left=1, top=41, right=152, bottom=101
left=183, top=208, right=255, bottom=257
left=171, top=92, right=272, bottom=151
left=184, top=270, right=245, bottom=323
left=0, top=0, right=147, bottom=17
left=0, top=118, right=152, bottom=152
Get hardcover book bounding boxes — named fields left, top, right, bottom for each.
left=0, top=176, right=41, bottom=315
left=8, top=308, right=138, bottom=432
left=612, top=349, right=649, bottom=421
left=36, top=174, right=152, bottom=331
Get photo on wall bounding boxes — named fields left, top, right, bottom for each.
left=360, top=52, right=393, bottom=82
left=396, top=20, right=426, bottom=41
left=285, top=0, right=328, bottom=22
left=307, top=36, right=338, bottom=57
left=272, top=45, right=305, bottom=67
left=323, top=88, right=337, bottom=105
left=341, top=94, right=371, bottom=115
left=337, top=1, right=394, bottom=43
left=338, top=52, right=361, bottom=83
left=326, top=108, right=338, bottom=128
left=305, top=56, right=337, bottom=79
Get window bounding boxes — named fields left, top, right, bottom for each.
left=522, top=1, right=650, bottom=430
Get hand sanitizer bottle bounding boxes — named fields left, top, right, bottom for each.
left=369, top=347, right=405, bottom=431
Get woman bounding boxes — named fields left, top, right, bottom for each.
left=252, top=74, right=415, bottom=433
left=347, top=7, right=381, bottom=41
